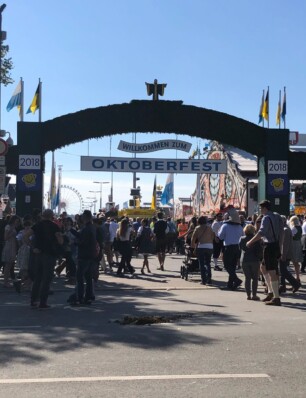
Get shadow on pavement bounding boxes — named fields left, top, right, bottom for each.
left=0, top=278, right=243, bottom=366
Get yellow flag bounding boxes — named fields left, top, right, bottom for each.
left=262, top=89, right=269, bottom=121
left=276, top=98, right=281, bottom=126
left=27, top=83, right=40, bottom=114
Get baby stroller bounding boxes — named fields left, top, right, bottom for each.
left=180, top=244, right=200, bottom=280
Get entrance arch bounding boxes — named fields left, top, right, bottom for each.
left=7, top=100, right=291, bottom=215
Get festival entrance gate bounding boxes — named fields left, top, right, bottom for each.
left=6, top=100, right=293, bottom=216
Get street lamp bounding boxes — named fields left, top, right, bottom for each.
left=0, top=129, right=13, bottom=145
left=93, top=181, right=109, bottom=211
left=86, top=197, right=97, bottom=213
left=89, top=190, right=100, bottom=213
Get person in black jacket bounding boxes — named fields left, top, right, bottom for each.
left=153, top=212, right=168, bottom=271
left=70, top=210, right=97, bottom=305
left=29, top=209, right=63, bottom=309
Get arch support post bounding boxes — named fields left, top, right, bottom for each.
left=258, top=129, right=290, bottom=215
left=15, top=122, right=44, bottom=216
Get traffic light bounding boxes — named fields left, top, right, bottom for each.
left=130, top=188, right=140, bottom=196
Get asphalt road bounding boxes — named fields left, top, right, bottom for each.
left=0, top=254, right=306, bottom=398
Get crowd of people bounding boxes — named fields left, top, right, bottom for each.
left=0, top=199, right=304, bottom=309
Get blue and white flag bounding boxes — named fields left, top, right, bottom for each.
left=160, top=173, right=174, bottom=206
left=6, top=80, right=22, bottom=112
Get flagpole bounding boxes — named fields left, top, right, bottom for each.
left=278, top=89, right=281, bottom=129
left=283, top=86, right=286, bottom=129
left=262, top=89, right=265, bottom=128
left=38, top=78, right=42, bottom=122
left=0, top=4, right=7, bottom=131
left=172, top=173, right=175, bottom=219
left=20, top=77, right=24, bottom=121
left=50, top=151, right=56, bottom=210
left=154, top=175, right=157, bottom=210
left=57, top=165, right=62, bottom=216
left=110, top=136, right=113, bottom=203
left=267, top=86, right=269, bottom=129
left=197, top=145, right=201, bottom=216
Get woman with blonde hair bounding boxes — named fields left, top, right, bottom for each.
left=239, top=223, right=262, bottom=300
left=289, top=215, right=303, bottom=284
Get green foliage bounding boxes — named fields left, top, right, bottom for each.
left=1, top=44, right=13, bottom=86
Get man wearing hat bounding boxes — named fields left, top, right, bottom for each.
left=246, top=200, right=283, bottom=306
left=217, top=208, right=244, bottom=290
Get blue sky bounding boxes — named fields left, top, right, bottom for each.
left=2, top=0, right=306, bottom=211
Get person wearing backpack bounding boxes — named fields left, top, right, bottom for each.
left=153, top=212, right=168, bottom=271
left=166, top=217, right=177, bottom=254
left=136, top=218, right=154, bottom=274
left=70, top=210, right=97, bottom=305
left=246, top=200, right=284, bottom=306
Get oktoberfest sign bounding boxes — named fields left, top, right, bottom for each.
left=81, top=156, right=227, bottom=174
left=117, top=139, right=192, bottom=153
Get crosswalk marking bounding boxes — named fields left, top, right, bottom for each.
left=0, top=373, right=270, bottom=384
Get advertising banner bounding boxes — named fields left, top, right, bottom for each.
left=81, top=156, right=227, bottom=174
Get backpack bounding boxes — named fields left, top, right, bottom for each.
left=154, top=220, right=167, bottom=238
left=167, top=221, right=176, bottom=233
left=102, top=223, right=111, bottom=242
left=141, top=226, right=152, bottom=242
left=293, top=225, right=302, bottom=241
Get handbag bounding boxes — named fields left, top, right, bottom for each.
left=113, top=237, right=122, bottom=252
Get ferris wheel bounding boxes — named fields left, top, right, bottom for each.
left=44, top=185, right=85, bottom=215
left=59, top=185, right=85, bottom=215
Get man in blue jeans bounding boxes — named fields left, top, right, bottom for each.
left=218, top=209, right=244, bottom=290
left=191, top=216, right=214, bottom=285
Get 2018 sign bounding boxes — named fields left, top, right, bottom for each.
left=19, top=155, right=41, bottom=170
left=267, top=160, right=288, bottom=175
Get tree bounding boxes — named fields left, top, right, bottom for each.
left=1, top=44, right=13, bottom=86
